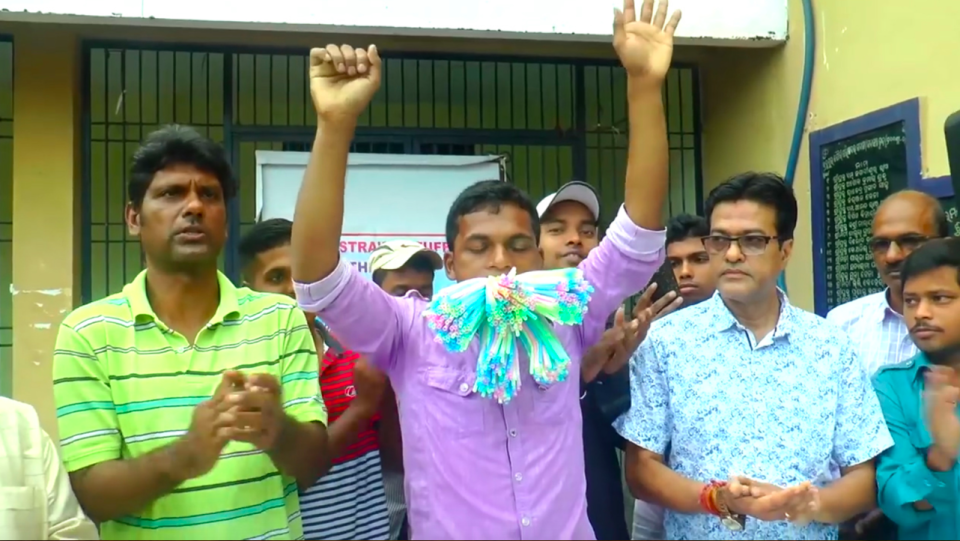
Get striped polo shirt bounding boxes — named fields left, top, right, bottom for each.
left=300, top=344, right=390, bottom=540
left=53, top=270, right=327, bottom=540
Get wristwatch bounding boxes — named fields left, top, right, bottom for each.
left=714, top=487, right=747, bottom=531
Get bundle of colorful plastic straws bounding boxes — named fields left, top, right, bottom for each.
left=423, top=267, right=594, bottom=403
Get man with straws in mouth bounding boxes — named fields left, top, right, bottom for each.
left=288, top=0, right=680, bottom=538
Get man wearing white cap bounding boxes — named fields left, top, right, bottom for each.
left=370, top=240, right=443, bottom=300
left=369, top=240, right=442, bottom=541
left=537, top=181, right=679, bottom=540
left=536, top=181, right=603, bottom=269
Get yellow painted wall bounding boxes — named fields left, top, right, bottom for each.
left=698, top=0, right=960, bottom=311
left=7, top=27, right=82, bottom=438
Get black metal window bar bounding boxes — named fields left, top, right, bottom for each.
left=82, top=44, right=702, bottom=303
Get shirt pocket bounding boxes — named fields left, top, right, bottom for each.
left=417, top=366, right=488, bottom=439
left=0, top=486, right=45, bottom=539
left=532, top=379, right=572, bottom=424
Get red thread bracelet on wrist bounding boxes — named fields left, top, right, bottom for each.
left=699, top=481, right=725, bottom=516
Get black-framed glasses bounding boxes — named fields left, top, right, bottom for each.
left=868, top=234, right=930, bottom=256
left=701, top=235, right=779, bottom=256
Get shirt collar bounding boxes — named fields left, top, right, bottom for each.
left=705, top=289, right=799, bottom=340
left=905, top=352, right=934, bottom=383
left=872, top=288, right=904, bottom=324
left=124, top=269, right=241, bottom=330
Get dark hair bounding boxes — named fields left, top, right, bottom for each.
left=666, top=214, right=709, bottom=246
left=128, top=125, right=236, bottom=208
left=704, top=172, right=798, bottom=241
left=372, top=253, right=438, bottom=286
left=445, top=180, right=539, bottom=250
left=238, top=218, right=292, bottom=272
left=900, top=237, right=960, bottom=292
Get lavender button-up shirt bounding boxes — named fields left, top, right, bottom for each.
left=295, top=205, right=664, bottom=540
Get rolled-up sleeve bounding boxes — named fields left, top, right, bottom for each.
left=578, top=205, right=665, bottom=348
left=875, top=376, right=957, bottom=529
left=294, top=258, right=417, bottom=371
left=614, top=333, right=670, bottom=454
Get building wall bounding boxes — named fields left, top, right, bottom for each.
left=698, top=0, right=960, bottom=311
left=0, top=37, right=12, bottom=399
left=6, top=0, right=957, bottom=434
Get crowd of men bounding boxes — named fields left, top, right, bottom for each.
left=2, top=0, right=960, bottom=539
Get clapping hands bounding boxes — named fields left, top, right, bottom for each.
left=721, top=476, right=821, bottom=524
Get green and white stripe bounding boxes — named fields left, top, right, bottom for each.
left=53, top=270, right=326, bottom=540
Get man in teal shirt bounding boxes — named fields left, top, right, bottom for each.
left=874, top=237, right=960, bottom=540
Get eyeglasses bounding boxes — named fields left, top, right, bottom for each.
left=701, top=235, right=779, bottom=256
left=868, top=235, right=930, bottom=256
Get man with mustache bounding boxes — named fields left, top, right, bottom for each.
left=828, top=190, right=949, bottom=376
left=873, top=237, right=960, bottom=540
left=827, top=191, right=949, bottom=540
left=616, top=172, right=892, bottom=540
left=52, top=126, right=330, bottom=540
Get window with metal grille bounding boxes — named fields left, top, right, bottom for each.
left=82, top=45, right=701, bottom=301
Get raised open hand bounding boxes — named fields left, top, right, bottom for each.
left=924, top=366, right=960, bottom=469
left=613, top=0, right=681, bottom=83
left=309, top=44, right=382, bottom=122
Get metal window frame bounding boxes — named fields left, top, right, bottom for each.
left=79, top=39, right=704, bottom=301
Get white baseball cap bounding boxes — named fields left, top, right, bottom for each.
left=536, top=181, right=601, bottom=221
left=369, top=240, right=443, bottom=272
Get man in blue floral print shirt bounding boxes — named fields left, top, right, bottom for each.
left=615, top=172, right=893, bottom=540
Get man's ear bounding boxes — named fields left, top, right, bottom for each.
left=443, top=251, right=455, bottom=281
left=125, top=202, right=141, bottom=236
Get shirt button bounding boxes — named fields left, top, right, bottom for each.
left=509, top=429, right=518, bottom=437
left=514, top=472, right=523, bottom=482
left=459, top=383, right=469, bottom=393
left=521, top=517, right=531, bottom=527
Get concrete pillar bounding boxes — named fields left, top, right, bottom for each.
left=11, top=27, right=82, bottom=436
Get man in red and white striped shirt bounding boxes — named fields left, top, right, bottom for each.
left=239, top=218, right=395, bottom=539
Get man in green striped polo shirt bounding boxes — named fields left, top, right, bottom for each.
left=52, top=125, right=331, bottom=540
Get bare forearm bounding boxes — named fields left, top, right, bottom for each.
left=70, top=445, right=185, bottom=523
left=815, top=465, right=877, bottom=524
left=326, top=405, right=376, bottom=462
left=581, top=346, right=606, bottom=384
left=624, top=81, right=668, bottom=230
left=626, top=448, right=706, bottom=514
left=291, top=119, right=355, bottom=283
left=268, top=417, right=330, bottom=487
